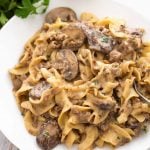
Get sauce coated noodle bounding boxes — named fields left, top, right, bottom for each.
left=10, top=10, right=150, bottom=150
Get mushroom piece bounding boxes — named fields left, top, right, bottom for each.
left=36, top=120, right=61, bottom=150
left=45, top=7, right=77, bottom=24
left=74, top=22, right=113, bottom=54
left=87, top=29, right=113, bottom=54
left=29, top=81, right=51, bottom=100
left=61, top=26, right=86, bottom=50
left=53, top=49, right=78, bottom=81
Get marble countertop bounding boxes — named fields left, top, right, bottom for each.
left=0, top=131, right=18, bottom=150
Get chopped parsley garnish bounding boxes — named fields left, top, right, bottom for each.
left=101, top=35, right=109, bottom=43
left=142, top=125, right=148, bottom=133
left=42, top=130, right=50, bottom=138
left=93, top=80, right=99, bottom=85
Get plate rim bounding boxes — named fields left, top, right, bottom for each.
left=0, top=0, right=150, bottom=149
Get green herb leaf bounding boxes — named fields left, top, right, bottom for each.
left=0, top=0, right=50, bottom=28
left=43, top=0, right=50, bottom=5
left=93, top=80, right=99, bottom=85
left=0, top=0, right=10, bottom=8
left=22, top=0, right=32, bottom=7
left=142, top=125, right=148, bottom=133
left=42, top=130, right=50, bottom=138
left=15, top=0, right=50, bottom=18
left=32, top=0, right=40, bottom=3
left=15, top=7, right=36, bottom=18
left=8, top=0, right=17, bottom=11
left=101, top=36, right=109, bottom=43
left=0, top=11, right=8, bottom=26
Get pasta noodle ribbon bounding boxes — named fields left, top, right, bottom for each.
left=21, top=87, right=61, bottom=116
left=78, top=126, right=98, bottom=150
left=9, top=12, right=150, bottom=150
left=24, top=111, right=39, bottom=136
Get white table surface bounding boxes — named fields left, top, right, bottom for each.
left=0, top=0, right=149, bottom=150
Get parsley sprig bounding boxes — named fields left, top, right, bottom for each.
left=0, top=0, right=50, bottom=28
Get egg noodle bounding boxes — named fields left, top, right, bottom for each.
left=10, top=12, right=150, bottom=150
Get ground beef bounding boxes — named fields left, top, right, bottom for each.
left=47, top=32, right=67, bottom=49
left=125, top=116, right=142, bottom=136
left=109, top=49, right=122, bottom=62
left=61, top=26, right=86, bottom=50
left=29, top=81, right=51, bottom=99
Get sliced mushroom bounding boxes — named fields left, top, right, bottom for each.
left=45, top=7, right=77, bottom=24
left=74, top=22, right=113, bottom=54
left=36, top=120, right=61, bottom=150
left=62, top=26, right=86, bottom=50
left=87, top=30, right=113, bottom=54
left=53, top=49, right=78, bottom=81
left=29, top=81, right=51, bottom=99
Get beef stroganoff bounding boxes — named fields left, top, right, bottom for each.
left=9, top=7, right=150, bottom=150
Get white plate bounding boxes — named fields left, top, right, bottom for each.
left=0, top=0, right=150, bottom=150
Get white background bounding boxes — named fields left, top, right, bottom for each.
left=115, top=0, right=150, bottom=20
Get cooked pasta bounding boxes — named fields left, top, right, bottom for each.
left=9, top=7, right=150, bottom=150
